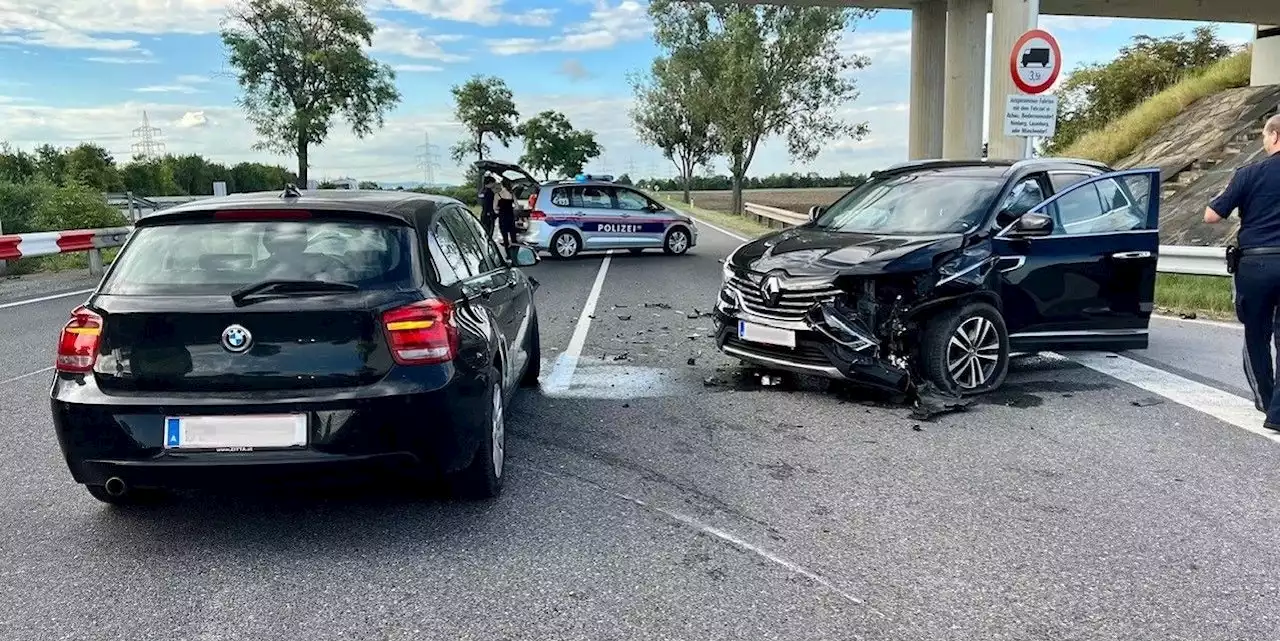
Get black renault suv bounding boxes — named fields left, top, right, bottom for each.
left=714, top=158, right=1161, bottom=395
left=50, top=188, right=541, bottom=504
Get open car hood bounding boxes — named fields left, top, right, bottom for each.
left=728, top=225, right=965, bottom=278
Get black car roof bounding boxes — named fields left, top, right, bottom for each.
left=137, top=189, right=462, bottom=227
left=876, top=157, right=1112, bottom=179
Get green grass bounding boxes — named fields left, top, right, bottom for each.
left=657, top=195, right=773, bottom=239
left=1061, top=50, right=1253, bottom=165
left=1155, top=273, right=1234, bottom=319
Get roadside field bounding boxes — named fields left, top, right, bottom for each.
left=675, top=187, right=851, bottom=214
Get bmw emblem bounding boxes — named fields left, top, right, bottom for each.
left=221, top=324, right=253, bottom=353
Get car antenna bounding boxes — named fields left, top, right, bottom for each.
left=282, top=184, right=303, bottom=199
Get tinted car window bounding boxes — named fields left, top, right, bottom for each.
left=450, top=206, right=508, bottom=270
left=439, top=209, right=488, bottom=276
left=1049, top=172, right=1093, bottom=193
left=102, top=219, right=415, bottom=295
left=1046, top=175, right=1150, bottom=235
left=568, top=186, right=613, bottom=209
left=614, top=188, right=650, bottom=211
left=813, top=172, right=1002, bottom=234
left=1050, top=183, right=1106, bottom=235
left=429, top=219, right=468, bottom=285
left=999, top=176, right=1046, bottom=219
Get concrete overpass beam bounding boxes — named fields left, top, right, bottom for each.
left=943, top=0, right=987, bottom=158
left=1252, top=26, right=1280, bottom=87
left=909, top=0, right=947, bottom=159
left=988, top=0, right=1036, bottom=159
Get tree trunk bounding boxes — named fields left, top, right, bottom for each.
left=730, top=151, right=745, bottom=216
left=476, top=133, right=484, bottom=161
left=296, top=132, right=309, bottom=185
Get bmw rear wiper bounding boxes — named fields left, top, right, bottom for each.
left=231, top=279, right=360, bottom=305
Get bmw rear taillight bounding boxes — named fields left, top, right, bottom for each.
left=382, top=299, right=459, bottom=365
left=56, top=306, right=103, bottom=373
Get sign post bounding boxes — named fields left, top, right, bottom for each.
left=1007, top=27, right=1060, bottom=158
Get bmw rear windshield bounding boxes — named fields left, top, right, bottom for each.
left=100, top=217, right=420, bottom=295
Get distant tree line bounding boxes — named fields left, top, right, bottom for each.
left=637, top=171, right=867, bottom=192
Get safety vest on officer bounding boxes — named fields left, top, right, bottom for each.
left=1205, top=114, right=1280, bottom=431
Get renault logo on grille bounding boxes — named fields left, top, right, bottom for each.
left=221, top=324, right=253, bottom=353
left=760, top=274, right=783, bottom=306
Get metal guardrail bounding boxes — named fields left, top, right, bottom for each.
left=742, top=201, right=1230, bottom=277
left=0, top=227, right=132, bottom=276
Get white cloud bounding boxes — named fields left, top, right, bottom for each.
left=839, top=30, right=911, bottom=64
left=1038, top=15, right=1117, bottom=31
left=135, top=85, right=204, bottom=94
left=0, top=30, right=140, bottom=52
left=371, top=0, right=558, bottom=27
left=86, top=55, right=156, bottom=64
left=486, top=0, right=649, bottom=55
left=0, top=0, right=231, bottom=40
left=393, top=64, right=443, bottom=72
left=508, top=8, right=558, bottom=27
left=371, top=21, right=468, bottom=62
left=176, top=75, right=212, bottom=84
left=177, top=111, right=210, bottom=128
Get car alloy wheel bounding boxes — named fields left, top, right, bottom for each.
left=665, top=229, right=689, bottom=255
left=946, top=316, right=1001, bottom=390
left=554, top=232, right=579, bottom=258
left=490, top=380, right=505, bottom=479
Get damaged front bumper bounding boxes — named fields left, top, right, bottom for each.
left=713, top=295, right=912, bottom=392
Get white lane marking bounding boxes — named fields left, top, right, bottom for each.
left=1061, top=351, right=1280, bottom=444
left=0, top=366, right=53, bottom=386
left=526, top=464, right=873, bottom=610
left=544, top=250, right=613, bottom=393
left=1152, top=314, right=1242, bottom=330
left=0, top=289, right=93, bottom=310
left=688, top=216, right=749, bottom=242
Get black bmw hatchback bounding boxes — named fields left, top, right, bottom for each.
left=50, top=188, right=541, bottom=504
left=715, top=158, right=1161, bottom=396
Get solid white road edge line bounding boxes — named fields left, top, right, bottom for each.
left=1058, top=351, right=1280, bottom=445
left=0, top=366, right=53, bottom=386
left=544, top=250, right=614, bottom=393
left=0, top=288, right=93, bottom=310
left=688, top=215, right=750, bottom=242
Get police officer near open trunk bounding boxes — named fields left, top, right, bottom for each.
left=1205, top=114, right=1280, bottom=431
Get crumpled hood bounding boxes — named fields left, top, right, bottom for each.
left=728, top=225, right=965, bottom=277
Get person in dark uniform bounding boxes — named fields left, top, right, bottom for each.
left=1205, top=114, right=1280, bottom=430
left=479, top=175, right=497, bottom=239
left=496, top=178, right=517, bottom=253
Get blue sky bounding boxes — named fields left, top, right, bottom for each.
left=0, top=1, right=1257, bottom=185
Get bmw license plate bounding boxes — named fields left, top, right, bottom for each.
left=163, top=414, right=307, bottom=451
left=738, top=320, right=795, bottom=348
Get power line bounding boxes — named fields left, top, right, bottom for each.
left=130, top=111, right=165, bottom=159
left=416, top=131, right=440, bottom=186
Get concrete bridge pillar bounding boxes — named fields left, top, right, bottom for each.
left=908, top=0, right=947, bottom=159
left=987, top=0, right=1038, bottom=160
left=942, top=0, right=987, bottom=158
left=1252, top=26, right=1280, bottom=87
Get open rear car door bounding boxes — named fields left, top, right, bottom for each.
left=474, top=160, right=540, bottom=230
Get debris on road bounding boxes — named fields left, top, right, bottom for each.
left=910, top=382, right=971, bottom=420
left=618, top=315, right=632, bottom=321
left=1131, top=397, right=1165, bottom=407
left=645, top=302, right=672, bottom=309
left=688, top=357, right=697, bottom=366
left=1179, top=312, right=1198, bottom=320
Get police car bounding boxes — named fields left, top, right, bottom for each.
left=517, top=172, right=698, bottom=259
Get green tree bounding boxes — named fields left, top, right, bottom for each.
left=0, top=143, right=37, bottom=182
left=63, top=144, right=123, bottom=192
left=516, top=110, right=603, bottom=180
left=221, top=0, right=401, bottom=184
left=1044, top=26, right=1236, bottom=154
left=649, top=1, right=872, bottom=215
left=615, top=173, right=633, bottom=186
left=630, top=54, right=719, bottom=204
left=358, top=180, right=381, bottom=189
left=448, top=75, right=520, bottom=169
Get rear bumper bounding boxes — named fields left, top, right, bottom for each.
left=50, top=371, right=490, bottom=489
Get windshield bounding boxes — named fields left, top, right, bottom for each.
left=812, top=172, right=1003, bottom=234
left=102, top=219, right=418, bottom=295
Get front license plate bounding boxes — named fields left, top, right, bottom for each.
left=738, top=320, right=796, bottom=348
left=163, top=414, right=307, bottom=450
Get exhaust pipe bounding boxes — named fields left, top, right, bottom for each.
left=103, top=477, right=127, bottom=497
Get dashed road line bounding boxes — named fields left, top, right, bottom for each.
left=544, top=250, right=614, bottom=394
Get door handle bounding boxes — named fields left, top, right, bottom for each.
left=1111, top=251, right=1152, bottom=259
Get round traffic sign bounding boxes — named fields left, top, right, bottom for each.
left=1009, top=28, right=1061, bottom=95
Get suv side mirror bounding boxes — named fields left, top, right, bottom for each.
left=1009, top=212, right=1054, bottom=237
left=808, top=205, right=825, bottom=221
left=512, top=246, right=539, bottom=267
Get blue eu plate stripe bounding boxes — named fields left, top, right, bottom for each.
left=165, top=417, right=181, bottom=447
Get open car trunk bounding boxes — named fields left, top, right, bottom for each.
left=474, top=160, right=539, bottom=229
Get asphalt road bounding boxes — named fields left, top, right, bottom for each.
left=1, top=228, right=1278, bottom=641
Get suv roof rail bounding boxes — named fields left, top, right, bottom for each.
left=1010, top=156, right=1111, bottom=171
left=874, top=158, right=1010, bottom=175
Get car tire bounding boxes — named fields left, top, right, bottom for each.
left=520, top=312, right=541, bottom=387
left=85, top=484, right=166, bottom=506
left=663, top=227, right=691, bottom=255
left=551, top=231, right=581, bottom=259
left=920, top=301, right=1009, bottom=396
left=450, top=367, right=505, bottom=500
